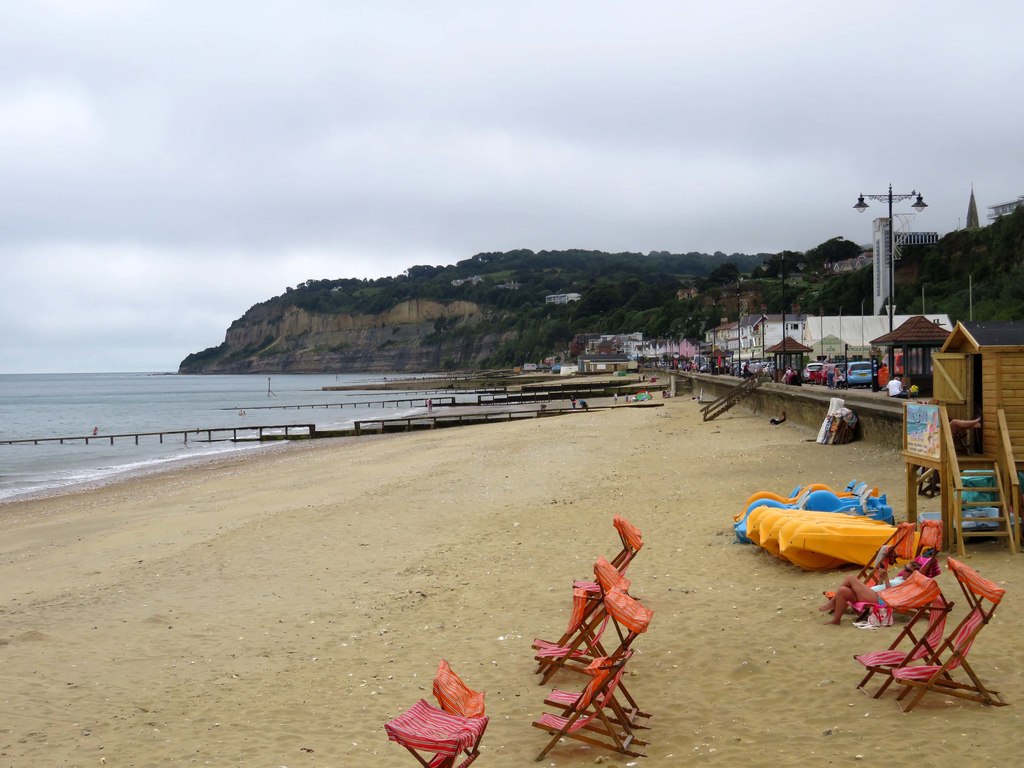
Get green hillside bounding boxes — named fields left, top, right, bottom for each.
left=181, top=209, right=1024, bottom=371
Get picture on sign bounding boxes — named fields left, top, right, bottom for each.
left=905, top=402, right=940, bottom=460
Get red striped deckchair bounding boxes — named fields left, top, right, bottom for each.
left=544, top=645, right=651, bottom=733
left=533, top=653, right=649, bottom=760
left=891, top=558, right=1007, bottom=711
left=433, top=659, right=485, bottom=718
left=602, top=585, right=655, bottom=659
left=852, top=522, right=915, bottom=584
left=854, top=588, right=953, bottom=697
left=384, top=661, right=488, bottom=767
left=535, top=574, right=654, bottom=686
left=534, top=555, right=628, bottom=681
left=573, top=516, right=644, bottom=593
left=845, top=520, right=945, bottom=619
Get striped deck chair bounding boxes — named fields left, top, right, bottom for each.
left=854, top=572, right=952, bottom=697
left=384, top=661, right=488, bottom=767
left=844, top=520, right=944, bottom=620
left=534, top=557, right=629, bottom=682
left=533, top=653, right=649, bottom=760
left=915, top=520, right=943, bottom=576
left=853, top=522, right=915, bottom=583
left=543, top=649, right=651, bottom=734
left=433, top=659, right=485, bottom=718
left=892, top=558, right=1007, bottom=711
left=573, top=515, right=644, bottom=594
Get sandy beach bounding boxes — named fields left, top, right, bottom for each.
left=1, top=396, right=1021, bottom=767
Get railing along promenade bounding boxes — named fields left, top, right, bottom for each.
left=0, top=424, right=317, bottom=446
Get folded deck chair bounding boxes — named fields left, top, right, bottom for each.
left=534, top=557, right=628, bottom=681
left=533, top=652, right=649, bottom=760
left=914, top=520, right=943, bottom=576
left=853, top=522, right=915, bottom=583
left=854, top=572, right=952, bottom=697
left=891, top=558, right=1007, bottom=711
left=384, top=660, right=489, bottom=767
left=433, top=659, right=486, bottom=718
left=543, top=649, right=651, bottom=734
left=537, top=576, right=654, bottom=692
left=573, top=516, right=644, bottom=594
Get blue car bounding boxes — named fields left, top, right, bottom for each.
left=845, top=361, right=873, bottom=387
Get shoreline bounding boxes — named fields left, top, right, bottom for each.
left=1, top=398, right=1021, bottom=765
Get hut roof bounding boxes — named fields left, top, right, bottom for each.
left=766, top=336, right=812, bottom=353
left=960, top=321, right=1024, bottom=347
left=941, top=320, right=1024, bottom=353
left=870, top=315, right=952, bottom=345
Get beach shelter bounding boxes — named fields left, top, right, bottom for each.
left=765, top=336, right=812, bottom=382
left=870, top=314, right=951, bottom=397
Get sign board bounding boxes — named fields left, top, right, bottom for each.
left=904, top=402, right=940, bottom=460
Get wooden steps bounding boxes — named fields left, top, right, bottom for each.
left=700, top=376, right=762, bottom=422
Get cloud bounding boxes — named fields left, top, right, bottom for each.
left=2, top=1, right=1024, bottom=371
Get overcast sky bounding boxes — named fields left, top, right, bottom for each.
left=3, top=1, right=1022, bottom=373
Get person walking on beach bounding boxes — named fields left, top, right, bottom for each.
left=570, top=396, right=577, bottom=409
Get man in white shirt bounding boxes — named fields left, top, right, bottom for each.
left=887, top=377, right=908, bottom=398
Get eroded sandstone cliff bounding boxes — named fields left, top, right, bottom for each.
left=179, top=299, right=514, bottom=373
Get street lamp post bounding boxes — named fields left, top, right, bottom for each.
left=853, top=184, right=927, bottom=333
left=780, top=254, right=786, bottom=381
left=853, top=183, right=927, bottom=376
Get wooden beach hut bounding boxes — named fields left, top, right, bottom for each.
left=870, top=315, right=951, bottom=397
left=908, top=321, right=1024, bottom=554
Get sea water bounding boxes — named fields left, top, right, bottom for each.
left=0, top=372, right=449, bottom=502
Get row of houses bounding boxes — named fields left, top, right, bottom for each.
left=557, top=313, right=954, bottom=375
left=703, top=312, right=953, bottom=362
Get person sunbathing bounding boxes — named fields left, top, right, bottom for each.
left=949, top=416, right=981, bottom=438
left=819, top=560, right=921, bottom=625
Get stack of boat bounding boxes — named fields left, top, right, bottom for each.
left=734, top=481, right=896, bottom=571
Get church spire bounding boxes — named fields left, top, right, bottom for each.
left=966, top=185, right=980, bottom=229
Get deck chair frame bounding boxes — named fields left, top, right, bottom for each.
left=384, top=661, right=489, bottom=768
left=892, top=558, right=1007, bottom=711
left=533, top=652, right=649, bottom=761
left=534, top=555, right=631, bottom=682
left=854, top=595, right=953, bottom=698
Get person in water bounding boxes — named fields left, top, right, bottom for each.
left=819, top=559, right=922, bottom=625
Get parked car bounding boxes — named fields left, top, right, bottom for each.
left=845, top=361, right=873, bottom=387
left=801, top=362, right=824, bottom=384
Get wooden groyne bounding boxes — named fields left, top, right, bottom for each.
left=220, top=396, right=458, bottom=412
left=0, top=424, right=317, bottom=446
left=352, top=410, right=543, bottom=435
left=349, top=401, right=662, bottom=435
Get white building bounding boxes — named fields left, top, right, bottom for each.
left=545, top=292, right=582, bottom=304
left=989, top=196, right=1024, bottom=220
left=801, top=313, right=953, bottom=359
left=706, top=314, right=805, bottom=361
left=868, top=217, right=938, bottom=316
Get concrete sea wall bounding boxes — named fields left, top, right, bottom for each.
left=676, top=373, right=905, bottom=448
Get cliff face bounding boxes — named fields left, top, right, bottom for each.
left=179, top=299, right=515, bottom=373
